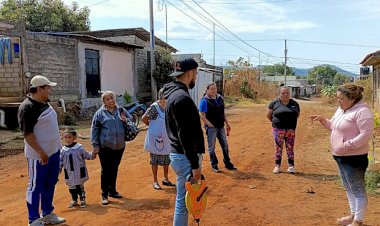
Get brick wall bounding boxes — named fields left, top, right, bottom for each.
left=0, top=42, right=22, bottom=97
left=26, top=33, right=80, bottom=101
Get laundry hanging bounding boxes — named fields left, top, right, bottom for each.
left=0, top=37, right=12, bottom=65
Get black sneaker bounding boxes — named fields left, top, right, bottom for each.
left=212, top=166, right=220, bottom=173
left=226, top=164, right=237, bottom=170
left=109, top=191, right=122, bottom=198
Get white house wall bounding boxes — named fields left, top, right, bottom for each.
left=190, top=70, right=213, bottom=108
left=77, top=42, right=134, bottom=99
left=101, top=50, right=134, bottom=97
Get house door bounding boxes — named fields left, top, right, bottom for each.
left=85, top=49, right=100, bottom=97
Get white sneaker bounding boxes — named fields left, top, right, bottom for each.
left=287, top=166, right=296, bottom=174
left=28, top=218, right=44, bottom=226
left=41, top=213, right=65, bottom=224
left=273, top=165, right=280, bottom=174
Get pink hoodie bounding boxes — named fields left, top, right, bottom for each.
left=325, top=102, right=374, bottom=156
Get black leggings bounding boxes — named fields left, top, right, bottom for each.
left=69, top=184, right=85, bottom=201
left=98, top=147, right=125, bottom=197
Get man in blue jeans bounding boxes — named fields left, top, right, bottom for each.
left=163, top=58, right=205, bottom=226
left=199, top=82, right=236, bottom=173
left=18, top=75, right=65, bottom=226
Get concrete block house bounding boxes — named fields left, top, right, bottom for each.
left=70, top=28, right=178, bottom=102
left=0, top=22, right=164, bottom=128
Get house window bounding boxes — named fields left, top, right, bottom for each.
left=85, top=49, right=100, bottom=97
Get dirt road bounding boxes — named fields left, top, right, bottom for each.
left=1, top=100, right=379, bottom=226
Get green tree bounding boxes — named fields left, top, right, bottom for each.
left=153, top=48, right=174, bottom=89
left=333, top=73, right=348, bottom=85
left=262, top=63, right=295, bottom=76
left=0, top=0, right=90, bottom=32
left=308, top=65, right=337, bottom=86
left=224, top=57, right=252, bottom=79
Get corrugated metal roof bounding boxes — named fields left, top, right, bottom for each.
left=66, top=27, right=177, bottom=52
left=360, top=50, right=380, bottom=66
left=29, top=31, right=143, bottom=49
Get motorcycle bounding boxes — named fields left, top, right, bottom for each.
left=124, top=101, right=147, bottom=126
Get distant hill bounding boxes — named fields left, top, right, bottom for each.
left=223, top=64, right=358, bottom=78
left=292, top=64, right=358, bottom=77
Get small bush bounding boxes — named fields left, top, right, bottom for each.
left=365, top=171, right=380, bottom=194
left=224, top=69, right=277, bottom=100
left=321, top=84, right=337, bottom=99
left=123, top=91, right=132, bottom=104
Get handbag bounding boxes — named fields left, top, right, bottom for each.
left=124, top=121, right=140, bottom=141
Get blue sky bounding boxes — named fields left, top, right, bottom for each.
left=63, top=0, right=380, bottom=74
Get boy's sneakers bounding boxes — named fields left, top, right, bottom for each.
left=68, top=200, right=77, bottom=208
left=80, top=200, right=87, bottom=208
left=273, top=165, right=280, bottom=174
left=28, top=218, right=44, bottom=226
left=287, top=166, right=296, bottom=174
left=41, top=213, right=65, bottom=224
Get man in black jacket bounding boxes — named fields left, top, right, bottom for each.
left=163, top=58, right=205, bottom=226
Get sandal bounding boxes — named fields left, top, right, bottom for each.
left=337, top=215, right=354, bottom=225
left=153, top=182, right=161, bottom=190
left=162, top=180, right=176, bottom=187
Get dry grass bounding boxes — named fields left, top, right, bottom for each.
left=224, top=69, right=277, bottom=100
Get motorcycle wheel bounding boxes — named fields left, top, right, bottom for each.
left=131, top=113, right=139, bottom=126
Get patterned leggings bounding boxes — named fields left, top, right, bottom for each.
left=272, top=128, right=295, bottom=166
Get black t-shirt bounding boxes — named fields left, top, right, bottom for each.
left=18, top=96, right=50, bottom=134
left=268, top=98, right=300, bottom=129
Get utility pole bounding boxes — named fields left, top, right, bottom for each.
left=164, top=1, right=168, bottom=44
left=149, top=0, right=157, bottom=100
left=213, top=23, right=215, bottom=81
left=284, top=39, right=288, bottom=86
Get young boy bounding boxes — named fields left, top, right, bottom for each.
left=60, top=128, right=97, bottom=208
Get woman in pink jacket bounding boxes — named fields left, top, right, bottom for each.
left=309, top=84, right=374, bottom=226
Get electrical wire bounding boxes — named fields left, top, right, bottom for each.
left=166, top=0, right=280, bottom=64
left=191, top=0, right=280, bottom=61
left=182, top=0, right=294, bottom=4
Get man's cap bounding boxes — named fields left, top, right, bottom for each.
left=168, top=58, right=198, bottom=77
left=30, top=75, right=57, bottom=88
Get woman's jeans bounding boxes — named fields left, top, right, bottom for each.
left=206, top=126, right=231, bottom=167
left=170, top=153, right=192, bottom=226
left=334, top=154, right=368, bottom=221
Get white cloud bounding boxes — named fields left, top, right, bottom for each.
left=63, top=0, right=316, bottom=36
left=341, top=0, right=380, bottom=21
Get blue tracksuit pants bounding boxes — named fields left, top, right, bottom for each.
left=26, top=151, right=60, bottom=223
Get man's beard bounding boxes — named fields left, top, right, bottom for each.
left=189, top=79, right=196, bottom=89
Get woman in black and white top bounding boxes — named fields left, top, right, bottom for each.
left=142, top=88, right=175, bottom=190
left=267, top=86, right=300, bottom=174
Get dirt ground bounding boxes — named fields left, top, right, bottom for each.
left=1, top=99, right=380, bottom=226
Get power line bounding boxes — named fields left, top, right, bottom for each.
left=182, top=0, right=294, bottom=4
left=191, top=0, right=280, bottom=61
left=176, top=0, right=262, bottom=60
left=87, top=0, right=110, bottom=7
left=288, top=57, right=360, bottom=66
left=168, top=38, right=283, bottom=41
left=288, top=39, right=380, bottom=48
left=166, top=0, right=280, bottom=64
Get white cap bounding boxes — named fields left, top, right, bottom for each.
left=30, top=75, right=57, bottom=88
